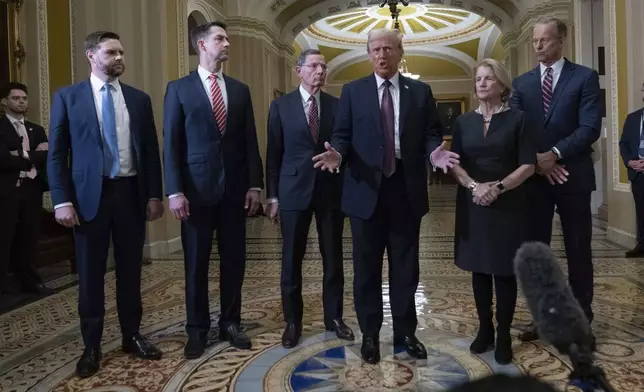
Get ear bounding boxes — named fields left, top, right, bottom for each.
left=86, top=49, right=94, bottom=62
left=198, top=39, right=207, bottom=52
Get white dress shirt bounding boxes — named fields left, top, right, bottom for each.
left=5, top=113, right=33, bottom=178
left=169, top=66, right=260, bottom=199
left=374, top=72, right=402, bottom=159
left=540, top=57, right=566, bottom=158
left=638, top=111, right=644, bottom=159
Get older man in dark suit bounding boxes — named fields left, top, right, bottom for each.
left=619, top=83, right=644, bottom=257
left=510, top=17, right=601, bottom=346
left=266, top=49, right=353, bottom=349
left=313, top=28, right=459, bottom=364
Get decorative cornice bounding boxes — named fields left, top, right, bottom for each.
left=514, top=0, right=572, bottom=42
left=226, top=16, right=295, bottom=57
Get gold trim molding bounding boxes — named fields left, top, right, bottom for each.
left=3, top=0, right=25, bottom=81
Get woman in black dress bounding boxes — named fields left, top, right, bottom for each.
left=448, top=59, right=536, bottom=364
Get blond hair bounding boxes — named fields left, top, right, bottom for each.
left=366, top=28, right=403, bottom=52
left=473, top=58, right=512, bottom=102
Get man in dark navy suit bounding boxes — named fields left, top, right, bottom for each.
left=163, top=21, right=264, bottom=359
left=0, top=82, right=54, bottom=297
left=510, top=17, right=601, bottom=345
left=48, top=31, right=164, bottom=377
left=266, top=49, right=354, bottom=348
left=313, top=29, right=459, bottom=364
left=619, top=82, right=644, bottom=257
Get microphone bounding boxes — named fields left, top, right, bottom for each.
left=514, top=242, right=615, bottom=392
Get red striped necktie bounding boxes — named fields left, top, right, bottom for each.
left=542, top=67, right=553, bottom=117
left=208, top=74, right=226, bottom=133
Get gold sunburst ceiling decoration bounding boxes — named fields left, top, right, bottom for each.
left=305, top=4, right=487, bottom=45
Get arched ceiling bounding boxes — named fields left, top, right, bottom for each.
left=292, top=3, right=505, bottom=82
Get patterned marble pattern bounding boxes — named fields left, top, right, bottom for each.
left=0, top=186, right=642, bottom=391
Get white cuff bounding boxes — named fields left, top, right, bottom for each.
left=54, top=202, right=73, bottom=209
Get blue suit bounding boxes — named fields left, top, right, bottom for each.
left=163, top=70, right=263, bottom=339
left=510, top=58, right=601, bottom=321
left=329, top=73, right=443, bottom=337
left=266, top=88, right=344, bottom=326
left=619, top=108, right=644, bottom=245
left=47, top=78, right=162, bottom=349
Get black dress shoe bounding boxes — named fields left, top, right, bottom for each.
left=518, top=323, right=539, bottom=342
left=184, top=337, right=206, bottom=359
left=393, top=335, right=428, bottom=359
left=24, top=283, right=54, bottom=295
left=325, top=319, right=355, bottom=341
left=281, top=324, right=301, bottom=349
left=494, top=331, right=513, bottom=365
left=361, top=336, right=380, bottom=364
left=219, top=323, right=252, bottom=349
left=122, top=333, right=162, bottom=360
left=470, top=328, right=495, bottom=354
left=625, top=247, right=644, bottom=258
left=75, top=348, right=101, bottom=378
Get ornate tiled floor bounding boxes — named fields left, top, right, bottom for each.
left=1, top=186, right=643, bottom=391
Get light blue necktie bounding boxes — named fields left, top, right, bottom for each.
left=101, top=83, right=120, bottom=177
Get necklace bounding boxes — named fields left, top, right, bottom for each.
left=479, top=103, right=506, bottom=123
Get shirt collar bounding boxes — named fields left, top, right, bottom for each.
left=540, top=57, right=565, bottom=75
left=198, top=65, right=223, bottom=82
left=374, top=72, right=400, bottom=89
left=299, top=85, right=320, bottom=103
left=5, top=113, right=24, bottom=125
left=90, top=72, right=120, bottom=93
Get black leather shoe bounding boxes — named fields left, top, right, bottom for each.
left=281, top=324, right=301, bottom=349
left=184, top=337, right=206, bottom=359
left=626, top=247, right=644, bottom=258
left=361, top=336, right=380, bottom=364
left=219, top=323, right=252, bottom=349
left=393, top=335, right=427, bottom=359
left=122, top=333, right=162, bottom=360
left=518, top=323, right=539, bottom=342
left=24, top=283, right=55, bottom=296
left=75, top=348, right=101, bottom=378
left=470, top=328, right=495, bottom=354
left=494, top=331, right=513, bottom=365
left=326, top=319, right=355, bottom=341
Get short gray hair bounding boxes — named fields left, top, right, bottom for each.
left=534, top=16, right=567, bottom=39
left=366, top=28, right=403, bottom=52
left=296, top=49, right=322, bottom=67
left=474, top=58, right=513, bottom=102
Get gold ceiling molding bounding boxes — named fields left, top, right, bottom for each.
left=447, top=37, right=481, bottom=60
left=305, top=17, right=491, bottom=46
left=316, top=44, right=352, bottom=62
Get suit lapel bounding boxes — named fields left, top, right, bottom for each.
left=318, top=92, right=332, bottom=145
left=120, top=84, right=140, bottom=160
left=365, top=75, right=384, bottom=139
left=192, top=71, right=219, bottom=133
left=80, top=80, right=102, bottom=147
left=398, top=75, right=410, bottom=136
left=288, top=89, right=311, bottom=144
left=0, top=116, right=20, bottom=144
left=545, top=60, right=574, bottom=125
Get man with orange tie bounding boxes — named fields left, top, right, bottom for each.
left=163, top=21, right=264, bottom=359
left=0, top=82, right=53, bottom=296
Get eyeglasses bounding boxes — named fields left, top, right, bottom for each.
left=302, top=63, right=327, bottom=70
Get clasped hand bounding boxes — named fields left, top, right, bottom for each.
left=472, top=182, right=501, bottom=206
left=628, top=159, right=644, bottom=172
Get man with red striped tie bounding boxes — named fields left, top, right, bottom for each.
left=510, top=16, right=601, bottom=349
left=163, top=21, right=264, bottom=359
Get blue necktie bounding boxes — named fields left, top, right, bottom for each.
left=101, top=83, right=120, bottom=177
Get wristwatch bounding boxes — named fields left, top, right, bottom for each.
left=468, top=181, right=479, bottom=193
left=495, top=181, right=505, bottom=191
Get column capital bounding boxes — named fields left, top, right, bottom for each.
left=226, top=17, right=294, bottom=57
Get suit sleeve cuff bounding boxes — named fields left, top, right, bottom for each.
left=249, top=187, right=262, bottom=192
left=54, top=202, right=73, bottom=209
left=148, top=198, right=160, bottom=201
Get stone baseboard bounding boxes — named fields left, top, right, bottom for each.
left=597, top=203, right=608, bottom=221
left=607, top=226, right=636, bottom=249
left=144, top=237, right=183, bottom=259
